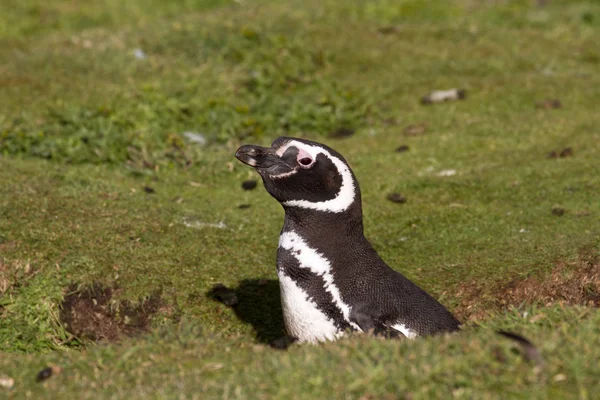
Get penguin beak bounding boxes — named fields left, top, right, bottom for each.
left=235, top=144, right=289, bottom=172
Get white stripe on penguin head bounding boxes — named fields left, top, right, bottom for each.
left=275, top=140, right=356, bottom=213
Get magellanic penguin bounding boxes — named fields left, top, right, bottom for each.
left=235, top=137, right=460, bottom=343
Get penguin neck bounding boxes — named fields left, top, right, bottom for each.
left=281, top=199, right=364, bottom=239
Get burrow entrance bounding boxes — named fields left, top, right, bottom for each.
left=60, top=284, right=167, bottom=342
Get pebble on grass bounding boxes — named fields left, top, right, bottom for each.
left=242, top=180, right=258, bottom=190
left=36, top=367, right=54, bottom=382
left=183, top=132, right=207, bottom=146
left=437, top=169, right=457, bottom=177
left=0, top=376, right=14, bottom=389
left=421, top=89, right=466, bottom=104
left=387, top=193, right=407, bottom=204
left=132, top=48, right=146, bottom=60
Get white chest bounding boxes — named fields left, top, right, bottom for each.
left=277, top=272, right=341, bottom=343
left=276, top=231, right=361, bottom=343
left=276, top=231, right=419, bottom=342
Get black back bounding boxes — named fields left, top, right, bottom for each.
left=280, top=206, right=461, bottom=337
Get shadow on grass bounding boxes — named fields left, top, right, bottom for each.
left=208, top=279, right=285, bottom=344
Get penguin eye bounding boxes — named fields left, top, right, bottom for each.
left=298, top=157, right=314, bottom=168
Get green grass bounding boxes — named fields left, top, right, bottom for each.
left=2, top=307, right=600, bottom=399
left=1, top=0, right=600, bottom=398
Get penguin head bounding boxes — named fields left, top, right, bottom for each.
left=235, top=137, right=361, bottom=214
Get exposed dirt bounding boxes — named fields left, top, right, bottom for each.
left=453, top=252, right=600, bottom=322
left=60, top=284, right=164, bottom=342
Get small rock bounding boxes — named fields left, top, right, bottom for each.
left=209, top=284, right=239, bottom=306
left=551, top=207, right=565, bottom=216
left=36, top=367, right=53, bottom=382
left=535, top=99, right=561, bottom=109
left=437, top=169, right=457, bottom=177
left=0, top=376, right=14, bottom=389
left=403, top=123, right=427, bottom=136
left=386, top=193, right=407, bottom=204
left=143, top=186, right=155, bottom=194
left=421, top=89, right=466, bottom=105
left=242, top=180, right=258, bottom=190
left=132, top=48, right=146, bottom=60
left=553, top=374, right=567, bottom=382
left=395, top=145, right=410, bottom=153
left=183, top=132, right=207, bottom=146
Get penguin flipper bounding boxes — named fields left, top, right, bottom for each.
left=349, top=306, right=376, bottom=334
left=349, top=305, right=405, bottom=338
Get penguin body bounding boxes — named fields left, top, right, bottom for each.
left=236, top=137, right=460, bottom=343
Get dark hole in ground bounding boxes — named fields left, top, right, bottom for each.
left=207, top=279, right=285, bottom=344
left=60, top=283, right=164, bottom=342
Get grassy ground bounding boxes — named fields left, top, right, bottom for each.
left=1, top=0, right=600, bottom=398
